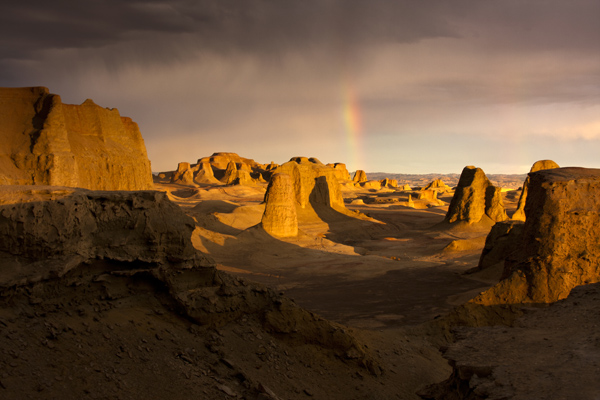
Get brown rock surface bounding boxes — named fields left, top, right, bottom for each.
left=261, top=173, right=298, bottom=237
left=198, top=152, right=261, bottom=170
left=0, top=87, right=153, bottom=190
left=170, top=162, right=195, bottom=185
left=423, top=179, right=451, bottom=193
left=421, top=283, right=600, bottom=400
left=352, top=170, right=368, bottom=183
left=444, top=166, right=508, bottom=225
left=512, top=159, right=560, bottom=221
left=476, top=220, right=524, bottom=270
left=273, top=157, right=347, bottom=213
left=473, top=167, right=600, bottom=304
left=327, top=162, right=351, bottom=182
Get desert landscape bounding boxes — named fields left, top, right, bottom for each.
left=1, top=86, right=599, bottom=399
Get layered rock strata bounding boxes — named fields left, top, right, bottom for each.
left=0, top=87, right=153, bottom=190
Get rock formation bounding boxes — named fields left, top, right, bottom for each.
left=0, top=187, right=211, bottom=287
left=261, top=173, right=298, bottom=237
left=379, top=178, right=398, bottom=188
left=401, top=184, right=411, bottom=191
left=197, top=152, right=261, bottom=170
left=170, top=162, right=195, bottom=185
left=512, top=159, right=560, bottom=221
left=0, top=87, right=153, bottom=190
left=472, top=168, right=600, bottom=304
left=352, top=170, right=367, bottom=183
left=476, top=220, right=524, bottom=270
left=327, top=163, right=351, bottom=182
left=423, top=179, right=451, bottom=193
left=444, top=166, right=508, bottom=225
left=271, top=157, right=348, bottom=213
left=193, top=161, right=220, bottom=184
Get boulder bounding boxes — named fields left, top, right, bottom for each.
left=444, top=166, right=508, bottom=225
left=512, top=159, right=560, bottom=221
left=379, top=178, right=398, bottom=188
left=0, top=87, right=153, bottom=190
left=472, top=168, right=600, bottom=304
left=261, top=173, right=298, bottom=237
left=352, top=170, right=368, bottom=183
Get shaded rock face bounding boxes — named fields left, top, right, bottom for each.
left=0, top=87, right=153, bottom=190
left=380, top=178, right=398, bottom=188
left=0, top=187, right=210, bottom=287
left=352, top=170, right=367, bottom=183
left=444, top=166, right=508, bottom=224
left=512, top=159, right=560, bottom=221
left=476, top=220, right=524, bottom=270
left=222, top=160, right=255, bottom=185
left=261, top=173, right=298, bottom=237
left=473, top=168, right=600, bottom=304
left=272, top=158, right=347, bottom=212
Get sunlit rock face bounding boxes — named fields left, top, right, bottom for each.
left=423, top=179, right=451, bottom=193
left=198, top=152, right=262, bottom=170
left=444, top=166, right=508, bottom=225
left=352, top=170, right=367, bottom=183
left=512, top=159, right=560, bottom=221
left=0, top=87, right=153, bottom=190
left=474, top=168, right=600, bottom=304
left=273, top=157, right=346, bottom=212
left=261, top=173, right=298, bottom=237
left=327, top=162, right=351, bottom=182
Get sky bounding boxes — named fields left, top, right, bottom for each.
left=2, top=1, right=600, bottom=174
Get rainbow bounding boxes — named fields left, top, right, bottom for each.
left=341, top=79, right=364, bottom=171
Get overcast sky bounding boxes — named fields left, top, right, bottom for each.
left=2, top=0, right=600, bottom=173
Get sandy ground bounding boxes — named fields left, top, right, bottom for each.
left=155, top=179, right=517, bottom=332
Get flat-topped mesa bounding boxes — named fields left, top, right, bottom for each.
left=271, top=157, right=347, bottom=213
left=261, top=173, right=298, bottom=237
left=444, top=166, right=508, bottom=225
left=352, top=170, right=368, bottom=183
left=0, top=87, right=153, bottom=190
left=197, top=152, right=261, bottom=170
left=472, top=167, right=600, bottom=305
left=512, top=159, right=560, bottom=221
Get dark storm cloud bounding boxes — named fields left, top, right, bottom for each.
left=1, top=0, right=461, bottom=61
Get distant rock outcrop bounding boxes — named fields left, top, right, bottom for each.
left=171, top=162, right=195, bottom=185
left=512, top=159, right=560, bottom=221
left=444, top=166, right=508, bottom=225
left=473, top=168, right=600, bottom=304
left=352, top=170, right=368, bottom=183
left=380, top=178, right=398, bottom=188
left=261, top=173, right=298, bottom=237
left=423, top=179, right=451, bottom=193
left=0, top=87, right=153, bottom=190
left=418, top=189, right=445, bottom=206
left=198, top=152, right=261, bottom=170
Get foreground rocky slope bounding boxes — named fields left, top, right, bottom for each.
left=0, top=87, right=153, bottom=190
left=421, top=283, right=600, bottom=400
left=0, top=186, right=451, bottom=399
